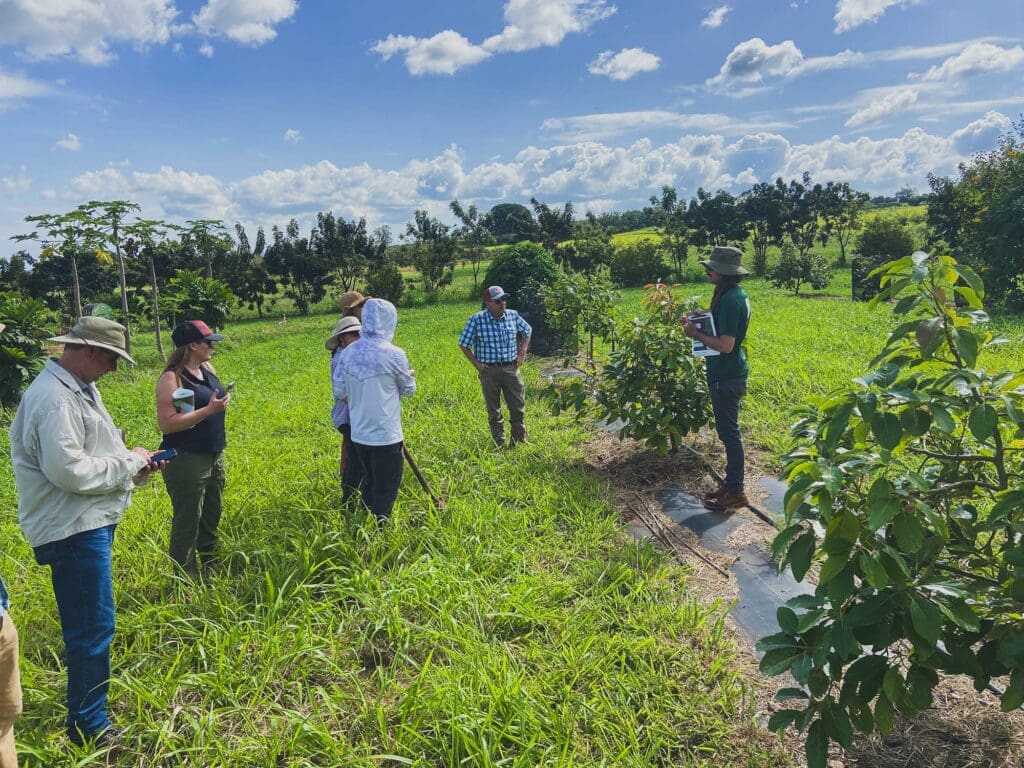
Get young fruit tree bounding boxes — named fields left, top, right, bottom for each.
left=761, top=251, right=1024, bottom=768
left=547, top=282, right=711, bottom=454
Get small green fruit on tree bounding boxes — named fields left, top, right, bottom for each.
left=547, top=282, right=711, bottom=454
left=767, top=244, right=831, bottom=296
left=761, top=251, right=1024, bottom=768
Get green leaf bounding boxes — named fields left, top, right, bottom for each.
left=892, top=512, right=925, bottom=554
left=777, top=606, right=799, bottom=635
left=930, top=405, right=955, bottom=434
left=775, top=687, right=810, bottom=701
left=825, top=701, right=855, bottom=748
left=849, top=702, right=874, bottom=734
left=968, top=403, right=998, bottom=442
left=797, top=609, right=829, bottom=633
left=990, top=491, right=1024, bottom=525
left=955, top=329, right=980, bottom=368
left=805, top=720, right=828, bottom=768
left=772, top=523, right=804, bottom=561
left=871, top=412, right=902, bottom=450
left=819, top=553, right=850, bottom=585
left=867, top=477, right=900, bottom=530
left=768, top=709, right=802, bottom=732
left=1000, top=669, right=1024, bottom=712
left=859, top=551, right=889, bottom=589
left=761, top=647, right=805, bottom=676
left=935, top=598, right=980, bottom=633
left=900, top=408, right=932, bottom=437
left=874, top=694, right=895, bottom=734
left=857, top=392, right=877, bottom=423
left=909, top=595, right=942, bottom=646
left=789, top=532, right=817, bottom=582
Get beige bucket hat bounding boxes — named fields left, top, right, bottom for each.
left=339, top=291, right=369, bottom=316
left=49, top=316, right=136, bottom=364
left=325, top=315, right=362, bottom=351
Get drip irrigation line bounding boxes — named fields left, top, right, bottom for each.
left=676, top=441, right=779, bottom=530
left=627, top=493, right=731, bottom=579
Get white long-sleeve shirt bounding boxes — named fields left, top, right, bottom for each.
left=9, top=359, right=149, bottom=548
left=332, top=367, right=416, bottom=446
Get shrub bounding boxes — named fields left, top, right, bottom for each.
left=767, top=245, right=831, bottom=296
left=763, top=253, right=1024, bottom=766
left=161, top=269, right=234, bottom=329
left=609, top=241, right=668, bottom=287
left=542, top=271, right=617, bottom=368
left=855, top=216, right=915, bottom=263
left=363, top=261, right=404, bottom=305
left=0, top=293, right=55, bottom=409
left=547, top=282, right=711, bottom=454
left=482, top=241, right=558, bottom=311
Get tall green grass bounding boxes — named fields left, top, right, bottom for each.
left=1, top=302, right=791, bottom=766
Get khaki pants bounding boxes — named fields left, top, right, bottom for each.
left=0, top=614, right=22, bottom=768
left=479, top=364, right=526, bottom=445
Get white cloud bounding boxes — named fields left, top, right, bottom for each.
left=845, top=88, right=919, bottom=128
left=372, top=0, right=616, bottom=75
left=1, top=167, right=32, bottom=196
left=482, top=0, right=616, bottom=53
left=283, top=128, right=301, bottom=144
left=950, top=111, right=1013, bottom=155
left=193, top=0, right=297, bottom=46
left=833, top=0, right=918, bottom=34
left=49, top=113, right=1010, bottom=239
left=701, top=5, right=730, bottom=29
left=0, top=0, right=178, bottom=64
left=199, top=41, right=215, bottom=57
left=588, top=48, right=660, bottom=80
left=542, top=110, right=791, bottom=142
left=55, top=133, right=82, bottom=151
left=0, top=67, right=50, bottom=109
left=919, top=42, right=1024, bottom=82
left=706, top=36, right=1012, bottom=95
left=372, top=31, right=491, bottom=76
left=706, top=38, right=804, bottom=90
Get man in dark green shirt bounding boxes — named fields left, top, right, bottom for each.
left=684, top=246, right=751, bottom=510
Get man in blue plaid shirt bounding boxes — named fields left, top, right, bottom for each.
left=459, top=286, right=532, bottom=447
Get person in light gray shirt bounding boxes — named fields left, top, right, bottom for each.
left=9, top=316, right=165, bottom=750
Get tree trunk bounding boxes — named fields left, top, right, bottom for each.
left=113, top=225, right=132, bottom=354
left=149, top=255, right=165, bottom=361
left=70, top=253, right=83, bottom=320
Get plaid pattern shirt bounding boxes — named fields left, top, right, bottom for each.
left=458, top=309, right=532, bottom=363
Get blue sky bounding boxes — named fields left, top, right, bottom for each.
left=1, top=0, right=1022, bottom=247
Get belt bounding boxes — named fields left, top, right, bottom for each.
left=488, top=360, right=517, bottom=367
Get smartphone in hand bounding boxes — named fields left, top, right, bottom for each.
left=150, top=448, right=178, bottom=464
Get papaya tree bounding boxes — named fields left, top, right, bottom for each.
left=761, top=251, right=1024, bottom=767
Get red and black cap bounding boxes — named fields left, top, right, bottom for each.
left=172, top=320, right=225, bottom=348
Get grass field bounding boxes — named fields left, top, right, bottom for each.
left=1, top=301, right=794, bottom=766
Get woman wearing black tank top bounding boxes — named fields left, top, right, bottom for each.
left=155, top=321, right=231, bottom=578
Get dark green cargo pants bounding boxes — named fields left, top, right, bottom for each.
left=162, top=451, right=225, bottom=576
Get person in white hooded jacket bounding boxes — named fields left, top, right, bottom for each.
left=331, top=299, right=416, bottom=521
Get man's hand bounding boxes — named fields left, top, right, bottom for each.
left=474, top=360, right=488, bottom=373
left=682, top=320, right=698, bottom=339
left=132, top=448, right=169, bottom=478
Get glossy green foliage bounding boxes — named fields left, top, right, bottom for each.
left=0, top=293, right=54, bottom=408
left=547, top=282, right=710, bottom=454
left=761, top=251, right=1024, bottom=767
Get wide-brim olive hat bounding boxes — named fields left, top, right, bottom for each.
left=699, top=246, right=749, bottom=276
left=49, top=316, right=136, bottom=365
left=325, top=315, right=362, bottom=351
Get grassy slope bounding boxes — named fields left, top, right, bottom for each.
left=0, top=304, right=790, bottom=766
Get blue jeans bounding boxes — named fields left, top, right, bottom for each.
left=709, top=377, right=747, bottom=493
left=33, top=525, right=116, bottom=742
